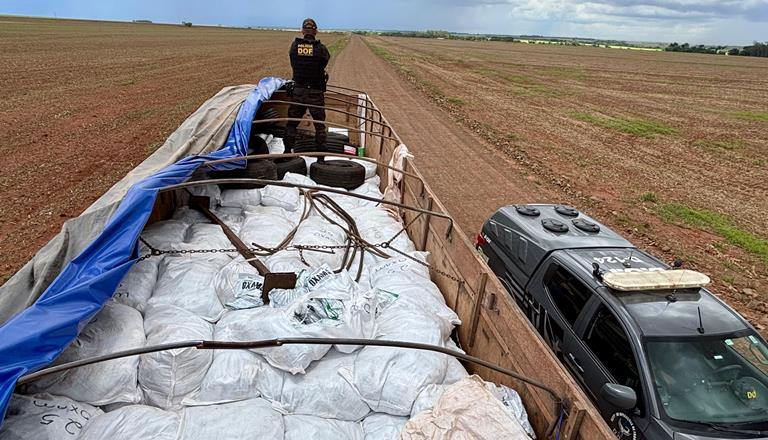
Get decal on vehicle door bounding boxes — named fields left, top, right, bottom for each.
left=609, top=412, right=637, bottom=440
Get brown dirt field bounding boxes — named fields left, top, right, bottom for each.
left=331, top=36, right=768, bottom=331
left=0, top=17, right=343, bottom=282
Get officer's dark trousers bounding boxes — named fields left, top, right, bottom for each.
left=284, top=87, right=326, bottom=153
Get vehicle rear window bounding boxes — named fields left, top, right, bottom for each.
left=545, top=266, right=592, bottom=325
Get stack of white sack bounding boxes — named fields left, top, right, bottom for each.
left=77, top=405, right=180, bottom=440
left=284, top=414, right=364, bottom=440
left=112, top=258, right=158, bottom=313
left=213, top=256, right=266, bottom=310
left=340, top=253, right=461, bottom=416
left=402, top=376, right=532, bottom=439
left=190, top=348, right=370, bottom=421
left=24, top=302, right=145, bottom=406
left=148, top=257, right=225, bottom=322
left=139, top=305, right=214, bottom=410
left=177, top=398, right=284, bottom=440
left=0, top=393, right=103, bottom=440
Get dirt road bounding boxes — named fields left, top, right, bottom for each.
left=329, top=37, right=556, bottom=235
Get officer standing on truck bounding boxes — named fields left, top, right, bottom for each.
left=284, top=18, right=330, bottom=159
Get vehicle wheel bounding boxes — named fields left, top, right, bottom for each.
left=274, top=157, right=307, bottom=179
left=211, top=159, right=277, bottom=189
left=310, top=160, right=365, bottom=190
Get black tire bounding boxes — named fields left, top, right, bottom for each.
left=248, top=135, right=269, bottom=155
left=310, top=160, right=365, bottom=190
left=327, top=132, right=350, bottom=144
left=210, top=159, right=277, bottom=189
left=256, top=108, right=279, bottom=120
left=274, top=157, right=307, bottom=179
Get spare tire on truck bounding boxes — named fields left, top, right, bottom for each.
left=310, top=160, right=365, bottom=190
left=210, top=159, right=277, bottom=189
left=274, top=157, right=307, bottom=179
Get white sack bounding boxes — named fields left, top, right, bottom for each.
left=215, top=307, right=330, bottom=374
left=149, top=257, right=225, bottom=322
left=188, top=184, right=221, bottom=208
left=178, top=398, right=284, bottom=440
left=179, top=223, right=238, bottom=266
left=140, top=220, right=189, bottom=252
left=285, top=267, right=377, bottom=354
left=289, top=216, right=346, bottom=269
left=172, top=206, right=210, bottom=225
left=282, top=172, right=315, bottom=187
left=284, top=415, right=364, bottom=440
left=272, top=350, right=370, bottom=421
left=213, top=256, right=265, bottom=310
left=187, top=350, right=283, bottom=406
left=268, top=135, right=285, bottom=154
left=25, top=302, right=144, bottom=406
left=352, top=176, right=384, bottom=209
left=112, top=259, right=158, bottom=312
left=362, top=413, right=408, bottom=440
left=266, top=251, right=308, bottom=274
left=341, top=256, right=461, bottom=416
left=350, top=208, right=415, bottom=262
left=401, top=376, right=530, bottom=440
left=486, top=383, right=536, bottom=439
left=0, top=393, right=103, bottom=440
left=341, top=341, right=449, bottom=416
left=261, top=185, right=301, bottom=211
left=139, top=304, right=214, bottom=410
left=220, top=188, right=261, bottom=209
left=77, top=405, right=180, bottom=440
left=369, top=252, right=460, bottom=337
left=239, top=209, right=297, bottom=250
left=213, top=206, right=244, bottom=217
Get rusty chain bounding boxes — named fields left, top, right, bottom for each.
left=138, top=238, right=464, bottom=285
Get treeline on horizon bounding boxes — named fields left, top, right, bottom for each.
left=352, top=29, right=654, bottom=48
left=352, top=29, right=768, bottom=57
left=665, top=41, right=768, bottom=57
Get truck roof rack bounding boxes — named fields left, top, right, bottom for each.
left=603, top=269, right=711, bottom=292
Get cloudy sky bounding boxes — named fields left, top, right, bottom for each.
left=0, top=0, right=766, bottom=45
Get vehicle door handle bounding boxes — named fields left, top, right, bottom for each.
left=567, top=353, right=585, bottom=374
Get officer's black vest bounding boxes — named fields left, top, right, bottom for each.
left=290, top=38, right=326, bottom=90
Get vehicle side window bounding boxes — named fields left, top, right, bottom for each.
left=584, top=305, right=644, bottom=409
left=544, top=265, right=592, bottom=325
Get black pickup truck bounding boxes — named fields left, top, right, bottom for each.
left=477, top=204, right=768, bottom=440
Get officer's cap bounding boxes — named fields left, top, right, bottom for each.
left=302, top=18, right=318, bottom=30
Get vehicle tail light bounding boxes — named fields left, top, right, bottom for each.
left=475, top=233, right=488, bottom=248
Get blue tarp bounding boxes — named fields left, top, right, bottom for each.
left=0, top=77, right=285, bottom=423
